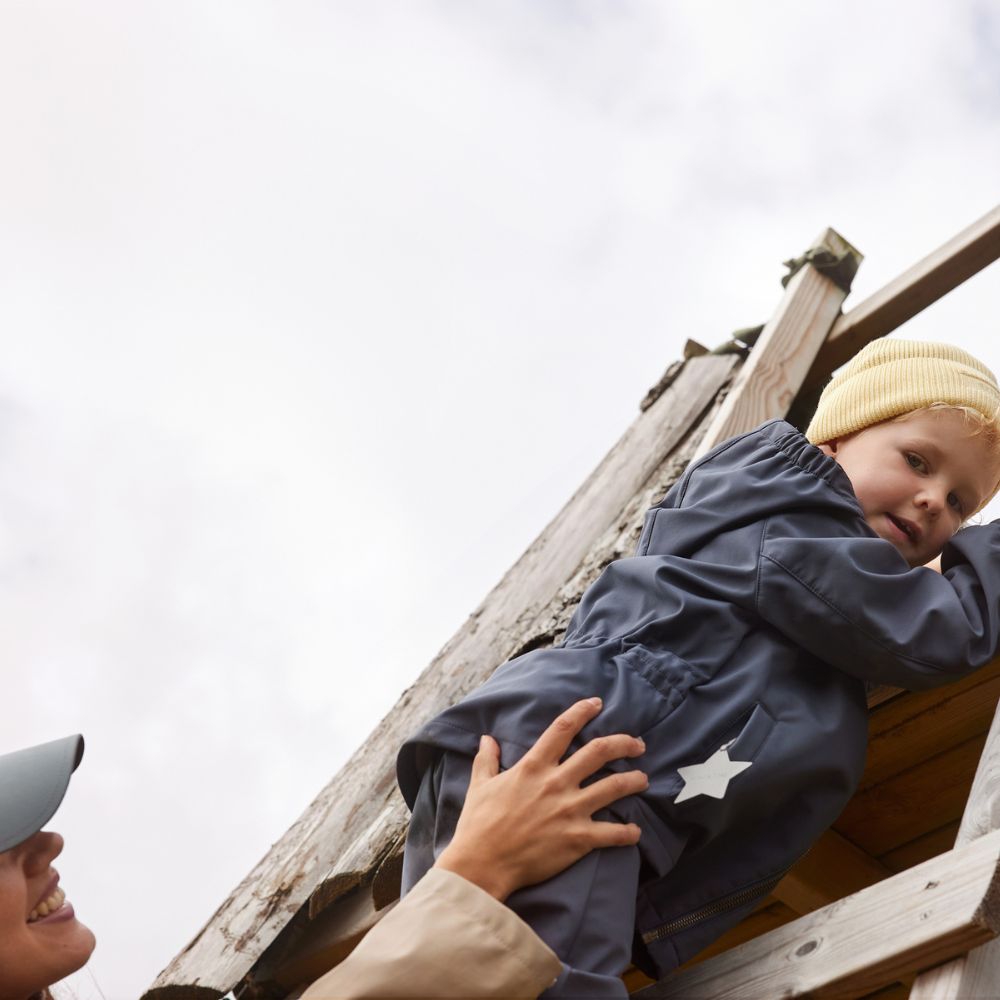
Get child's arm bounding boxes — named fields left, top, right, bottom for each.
left=756, top=522, right=1000, bottom=689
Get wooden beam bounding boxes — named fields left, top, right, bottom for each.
left=142, top=354, right=740, bottom=1000
left=835, top=736, right=986, bottom=857
left=773, top=829, right=891, bottom=915
left=635, top=829, right=1000, bottom=1000
left=879, top=822, right=960, bottom=874
left=860, top=666, right=1000, bottom=792
left=801, top=204, right=1000, bottom=398
left=910, top=695, right=1000, bottom=999
left=693, top=228, right=862, bottom=459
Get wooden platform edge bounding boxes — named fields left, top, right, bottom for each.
left=635, top=829, right=1000, bottom=1000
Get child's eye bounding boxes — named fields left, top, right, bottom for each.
left=906, top=453, right=927, bottom=472
left=948, top=492, right=964, bottom=514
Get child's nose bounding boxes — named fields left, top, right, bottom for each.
left=917, top=485, right=945, bottom=514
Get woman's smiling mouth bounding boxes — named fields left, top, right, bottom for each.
left=28, top=884, right=70, bottom=923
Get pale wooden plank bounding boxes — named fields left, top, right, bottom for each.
left=958, top=693, right=1000, bottom=844
left=801, top=204, right=1000, bottom=398
left=910, top=691, right=1000, bottom=999
left=635, top=829, right=1000, bottom=1000
left=142, top=354, right=739, bottom=1000
left=692, top=227, right=862, bottom=460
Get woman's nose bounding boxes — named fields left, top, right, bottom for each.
left=21, top=830, right=64, bottom=875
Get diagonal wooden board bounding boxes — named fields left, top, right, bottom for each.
left=144, top=227, right=861, bottom=999
left=143, top=353, right=738, bottom=999
left=635, top=829, right=1000, bottom=1000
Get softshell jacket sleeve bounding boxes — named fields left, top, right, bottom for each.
left=756, top=520, right=1000, bottom=690
left=299, top=868, right=561, bottom=1000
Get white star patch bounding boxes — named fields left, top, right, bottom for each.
left=674, top=743, right=753, bottom=803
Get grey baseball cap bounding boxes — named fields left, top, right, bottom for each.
left=0, top=735, right=84, bottom=853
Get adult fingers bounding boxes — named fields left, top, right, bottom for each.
left=561, top=733, right=645, bottom=785
left=468, top=734, right=501, bottom=788
left=578, top=768, right=649, bottom=813
left=521, top=697, right=604, bottom=766
left=582, top=819, right=642, bottom=850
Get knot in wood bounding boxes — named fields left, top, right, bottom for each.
left=795, top=939, right=818, bottom=958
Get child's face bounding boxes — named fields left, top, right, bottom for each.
left=818, top=408, right=1000, bottom=567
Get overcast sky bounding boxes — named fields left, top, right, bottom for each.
left=1, top=3, right=999, bottom=998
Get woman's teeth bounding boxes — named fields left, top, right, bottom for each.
left=28, top=886, right=66, bottom=922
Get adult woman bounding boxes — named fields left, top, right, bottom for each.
left=0, top=735, right=93, bottom=1000
left=0, top=700, right=644, bottom=1000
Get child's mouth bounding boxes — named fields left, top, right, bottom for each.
left=887, top=514, right=915, bottom=542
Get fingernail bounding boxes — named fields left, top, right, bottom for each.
left=636, top=737, right=645, bottom=749
left=588, top=697, right=602, bottom=707
left=479, top=735, right=488, bottom=750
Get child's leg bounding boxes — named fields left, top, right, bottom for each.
left=402, top=750, right=640, bottom=998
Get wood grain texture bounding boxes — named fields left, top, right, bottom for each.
left=774, top=830, right=891, bottom=915
left=692, top=227, right=860, bottom=460
left=142, top=355, right=739, bottom=1000
left=836, top=736, right=986, bottom=857
left=880, top=823, right=960, bottom=874
left=909, top=690, right=1000, bottom=999
left=860, top=667, right=1000, bottom=792
left=635, top=829, right=1000, bottom=1000
left=801, top=204, right=1000, bottom=396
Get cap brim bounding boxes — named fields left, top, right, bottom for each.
left=0, top=735, right=84, bottom=853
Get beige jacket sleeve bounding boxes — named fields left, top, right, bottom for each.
left=300, top=868, right=562, bottom=999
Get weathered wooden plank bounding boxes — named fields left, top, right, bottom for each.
left=635, top=828, right=1000, bottom=1000
left=909, top=945, right=1000, bottom=1000
left=909, top=692, right=1000, bottom=999
left=692, top=227, right=861, bottom=460
left=774, top=829, right=891, bottom=915
left=142, top=354, right=740, bottom=1000
left=835, top=736, right=986, bottom=857
left=958, top=694, right=1000, bottom=845
left=252, top=884, right=392, bottom=994
left=801, top=204, right=1000, bottom=399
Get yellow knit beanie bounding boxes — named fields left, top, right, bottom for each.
left=805, top=338, right=1000, bottom=446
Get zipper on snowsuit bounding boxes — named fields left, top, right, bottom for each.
left=640, top=865, right=793, bottom=945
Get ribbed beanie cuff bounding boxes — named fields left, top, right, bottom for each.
left=805, top=338, right=1000, bottom=446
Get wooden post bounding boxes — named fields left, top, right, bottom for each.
left=798, top=204, right=1000, bottom=401
left=692, top=227, right=861, bottom=459
left=909, top=701, right=1000, bottom=999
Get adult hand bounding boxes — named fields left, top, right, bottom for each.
left=433, top=697, right=646, bottom=901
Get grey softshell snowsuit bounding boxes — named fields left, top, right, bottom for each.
left=397, top=419, right=1000, bottom=996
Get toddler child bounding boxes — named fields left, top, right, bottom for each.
left=397, top=338, right=1000, bottom=997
